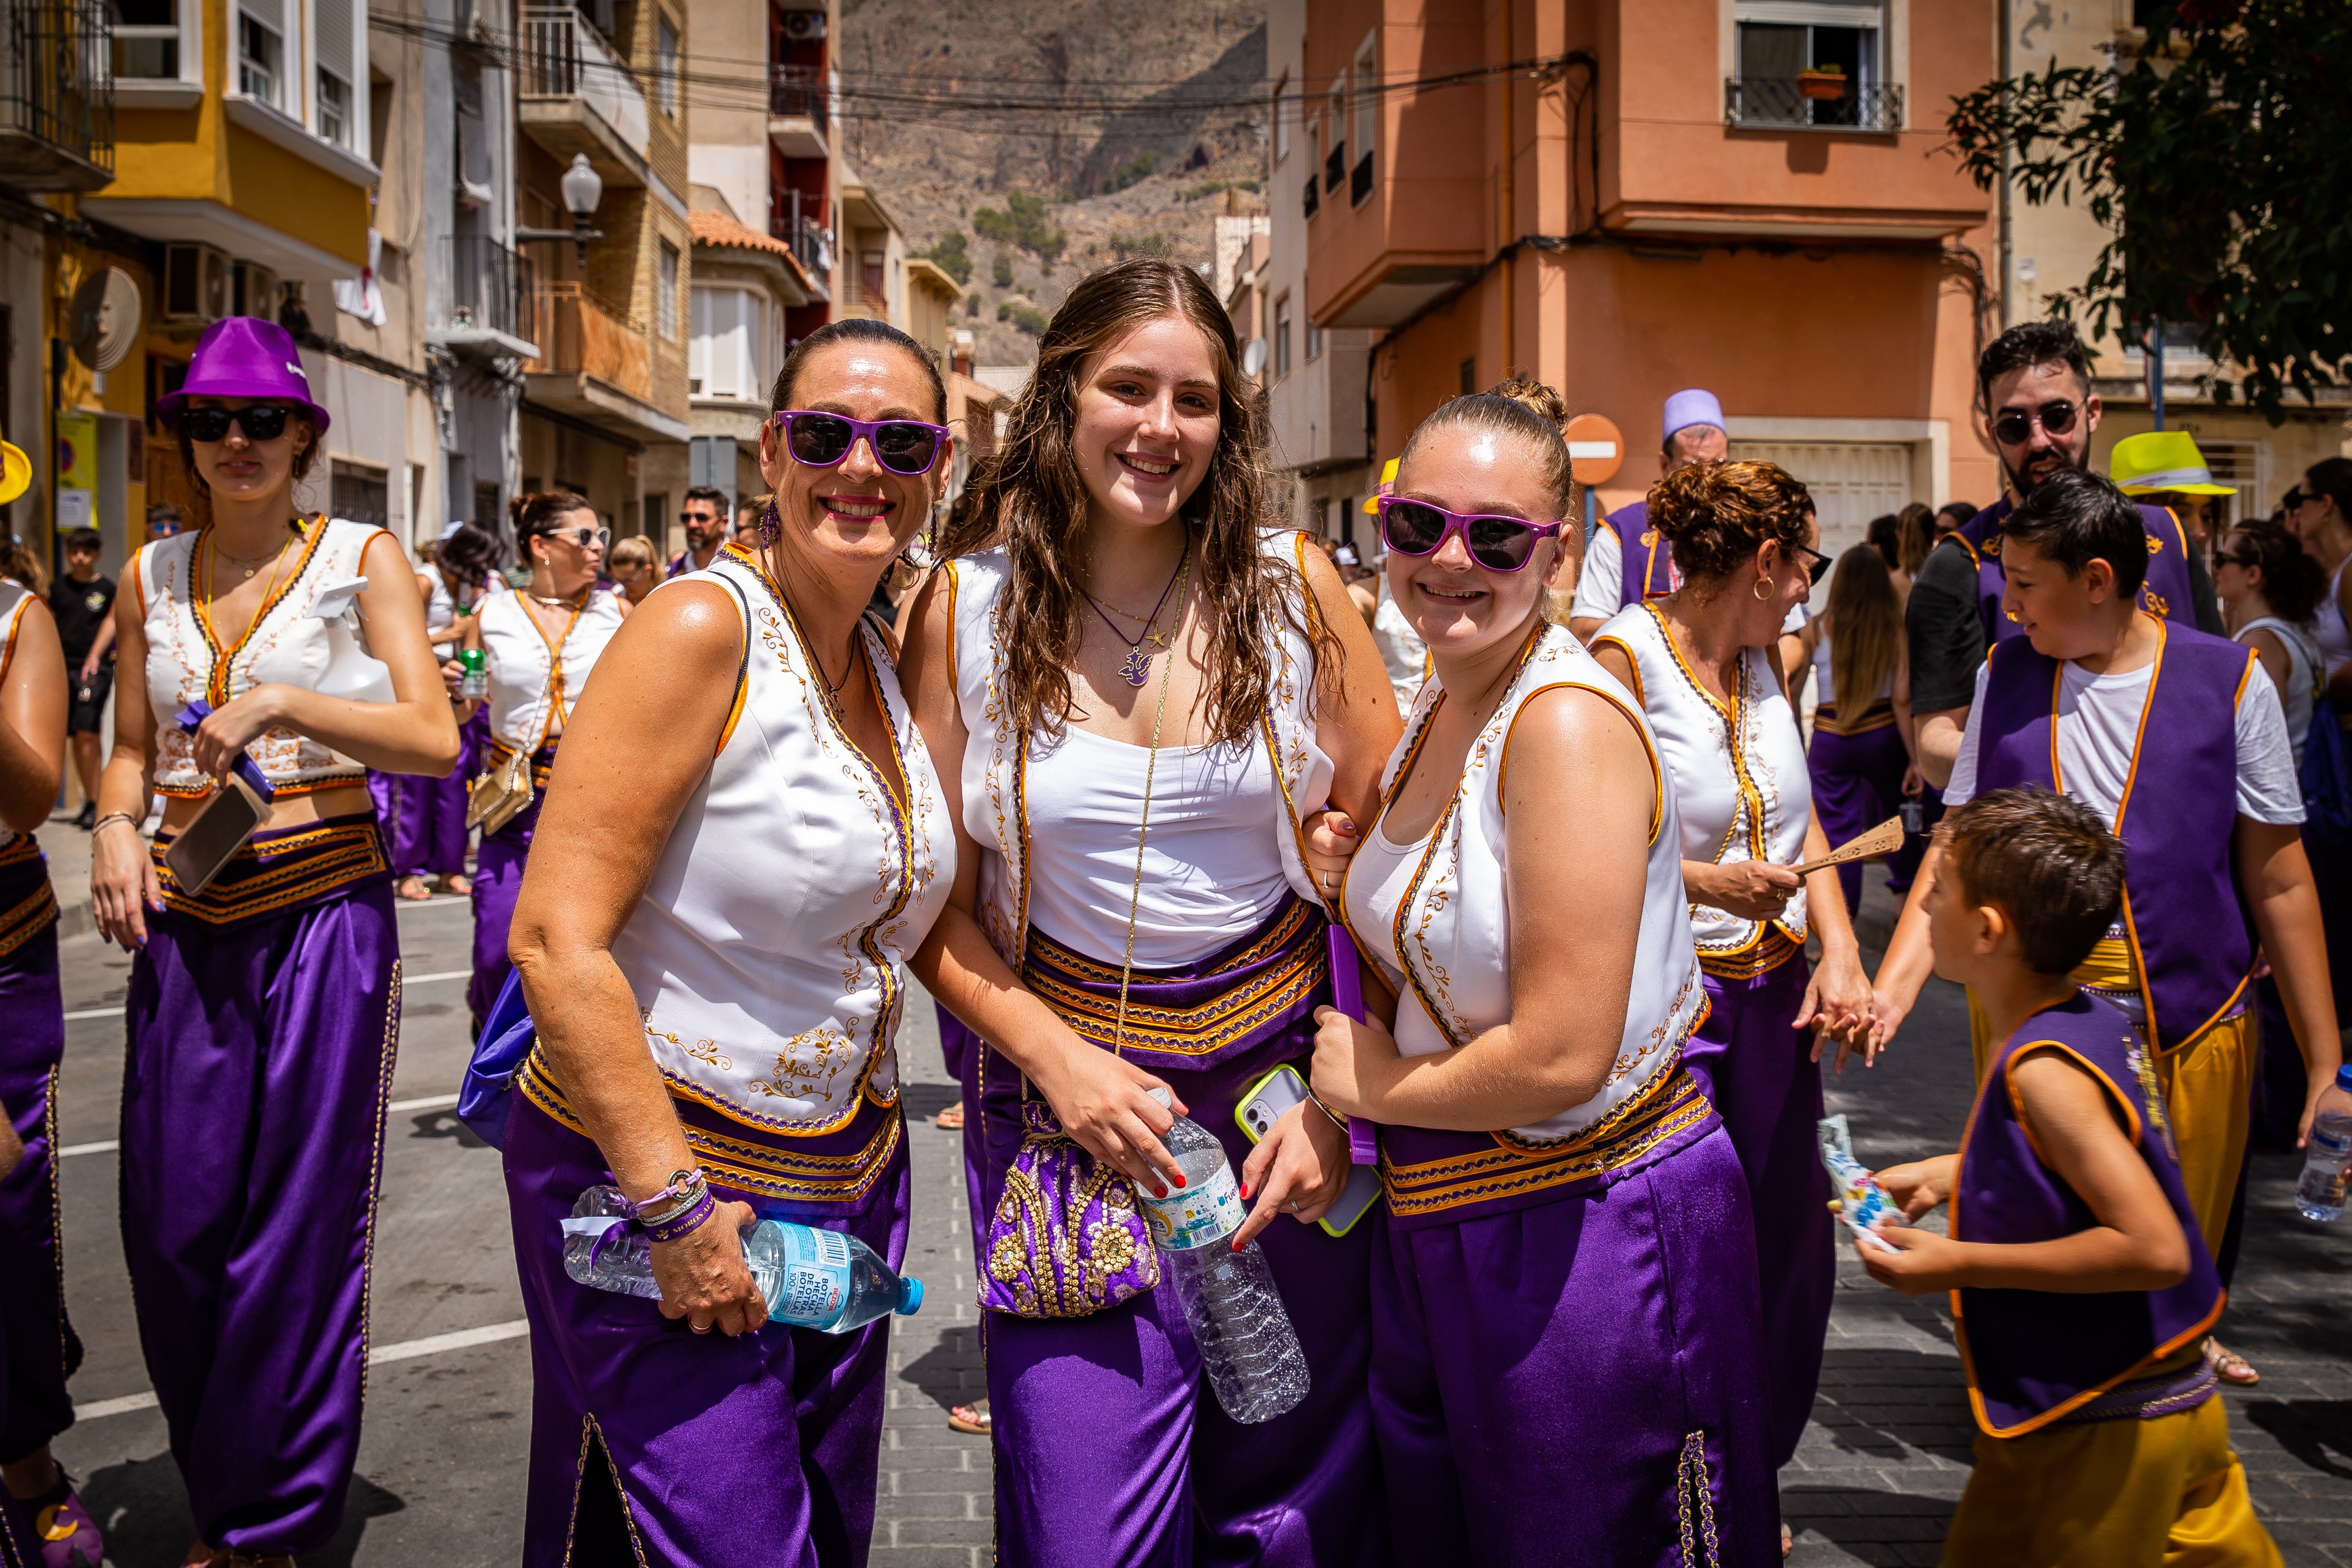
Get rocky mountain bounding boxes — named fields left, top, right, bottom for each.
left=837, top=0, right=1270, bottom=363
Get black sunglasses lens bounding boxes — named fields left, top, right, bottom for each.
left=1466, top=515, right=1537, bottom=570
left=787, top=414, right=854, bottom=466
left=2039, top=401, right=2077, bottom=435
left=1382, top=501, right=1448, bottom=555
left=872, top=423, right=939, bottom=474
left=181, top=409, right=230, bottom=441
left=1993, top=414, right=2028, bottom=445
left=1810, top=555, right=1832, bottom=585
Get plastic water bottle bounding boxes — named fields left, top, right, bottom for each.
left=561, top=1185, right=924, bottom=1332
left=1137, top=1088, right=1310, bottom=1425
left=458, top=646, right=488, bottom=700
left=2295, top=1068, right=2352, bottom=1222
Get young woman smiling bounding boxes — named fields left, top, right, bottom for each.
left=1311, top=394, right=1774, bottom=1564
left=901, top=258, right=1399, bottom=1566
left=88, top=317, right=458, bottom=1567
left=499, top=319, right=956, bottom=1564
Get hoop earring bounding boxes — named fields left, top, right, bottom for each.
left=757, top=497, right=782, bottom=546
left=1754, top=574, right=1772, bottom=602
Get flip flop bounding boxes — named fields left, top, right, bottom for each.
left=948, top=1398, right=990, bottom=1435
left=2205, top=1336, right=2259, bottom=1386
left=440, top=873, right=472, bottom=897
left=394, top=875, right=433, bottom=901
left=935, top=1104, right=965, bottom=1130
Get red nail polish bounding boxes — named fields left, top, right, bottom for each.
left=1231, top=1239, right=1243, bottom=1252
left=1173, top=1174, right=1186, bottom=1189
left=1154, top=1185, right=1168, bottom=1198
left=1239, top=1182, right=1251, bottom=1200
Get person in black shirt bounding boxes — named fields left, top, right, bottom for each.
left=46, top=528, right=114, bottom=829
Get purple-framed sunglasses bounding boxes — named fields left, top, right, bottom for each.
left=772, top=410, right=949, bottom=477
left=1376, top=495, right=1563, bottom=573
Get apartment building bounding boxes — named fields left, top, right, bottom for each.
left=2002, top=2, right=2346, bottom=520
left=1273, top=0, right=1998, bottom=578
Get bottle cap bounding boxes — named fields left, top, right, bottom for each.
left=898, top=1276, right=924, bottom=1316
left=1147, top=1086, right=1172, bottom=1109
left=2338, top=1064, right=2352, bottom=1092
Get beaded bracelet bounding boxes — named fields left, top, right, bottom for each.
left=643, top=1186, right=717, bottom=1243
left=92, top=812, right=141, bottom=837
left=625, top=1167, right=708, bottom=1228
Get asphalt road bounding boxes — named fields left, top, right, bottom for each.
left=28, top=829, right=2352, bottom=1566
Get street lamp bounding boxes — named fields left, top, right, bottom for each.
left=517, top=154, right=606, bottom=270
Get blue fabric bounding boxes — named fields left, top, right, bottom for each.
left=2301, top=697, right=2352, bottom=844
left=459, top=967, right=535, bottom=1149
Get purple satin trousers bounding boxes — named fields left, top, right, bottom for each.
left=504, top=1097, right=910, bottom=1568
left=374, top=709, right=483, bottom=879
left=469, top=779, right=543, bottom=1032
left=0, top=852, right=74, bottom=1469
left=121, top=842, right=399, bottom=1555
left=1683, top=957, right=1834, bottom=1472
left=1805, top=721, right=1908, bottom=915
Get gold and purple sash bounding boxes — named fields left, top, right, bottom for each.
left=151, top=813, right=390, bottom=930
left=0, top=836, right=57, bottom=959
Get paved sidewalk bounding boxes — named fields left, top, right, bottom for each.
left=33, top=812, right=95, bottom=937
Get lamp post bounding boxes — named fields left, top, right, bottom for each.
left=516, top=154, right=605, bottom=270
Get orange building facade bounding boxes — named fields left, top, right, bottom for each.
left=1271, top=0, right=1999, bottom=569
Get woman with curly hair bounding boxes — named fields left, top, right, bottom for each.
left=900, top=256, right=1399, bottom=1566
left=1591, top=460, right=1874, bottom=1546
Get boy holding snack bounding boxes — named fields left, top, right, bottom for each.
left=1858, top=787, right=2279, bottom=1565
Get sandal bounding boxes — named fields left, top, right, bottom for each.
left=2205, top=1336, right=2259, bottom=1386
left=947, top=1398, right=991, bottom=1436
left=935, top=1104, right=965, bottom=1130
left=1781, top=1521, right=1794, bottom=1559
left=394, top=874, right=433, bottom=901
left=439, top=873, right=472, bottom=897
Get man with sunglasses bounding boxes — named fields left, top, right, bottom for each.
left=1568, top=387, right=1728, bottom=643
left=1907, top=322, right=2221, bottom=791
left=665, top=486, right=730, bottom=580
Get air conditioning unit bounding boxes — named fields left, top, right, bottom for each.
left=234, top=262, right=279, bottom=320
left=781, top=10, right=825, bottom=41
left=162, top=243, right=233, bottom=323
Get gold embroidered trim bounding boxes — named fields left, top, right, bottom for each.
left=149, top=818, right=388, bottom=924
left=1017, top=901, right=1322, bottom=1058
left=1697, top=925, right=1802, bottom=979
left=518, top=1046, right=902, bottom=1205
left=1381, top=1064, right=1713, bottom=1216
left=0, top=870, right=58, bottom=958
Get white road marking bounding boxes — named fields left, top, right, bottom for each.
left=71, top=1320, right=530, bottom=1421
left=58, top=1092, right=468, bottom=1159
left=62, top=969, right=471, bottom=1022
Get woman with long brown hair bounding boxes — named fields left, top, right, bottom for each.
left=1591, top=461, right=1874, bottom=1548
left=900, top=257, right=1399, bottom=1565
left=1800, top=543, right=1918, bottom=914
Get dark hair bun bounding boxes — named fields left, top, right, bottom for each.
left=1645, top=460, right=1814, bottom=583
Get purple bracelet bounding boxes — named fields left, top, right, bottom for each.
left=643, top=1186, right=716, bottom=1243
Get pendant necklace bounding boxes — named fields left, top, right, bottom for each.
left=1082, top=537, right=1191, bottom=687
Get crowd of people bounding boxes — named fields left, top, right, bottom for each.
left=0, top=283, right=2342, bottom=1568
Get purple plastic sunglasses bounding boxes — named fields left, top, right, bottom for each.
left=773, top=411, right=950, bottom=476
left=1376, top=495, right=1563, bottom=573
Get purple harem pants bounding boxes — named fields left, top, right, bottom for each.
left=0, top=841, right=75, bottom=1468
left=1805, top=720, right=1909, bottom=916
left=468, top=748, right=550, bottom=1032
left=379, top=708, right=483, bottom=879
left=122, top=816, right=399, bottom=1555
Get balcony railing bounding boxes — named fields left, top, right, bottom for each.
left=444, top=234, right=535, bottom=342
left=769, top=188, right=833, bottom=281
left=770, top=64, right=825, bottom=139
left=1301, top=171, right=1317, bottom=220
left=1323, top=139, right=1345, bottom=195
left=525, top=280, right=650, bottom=399
left=1349, top=151, right=1372, bottom=207
left=1725, top=76, right=1902, bottom=133
left=519, top=4, right=648, bottom=158
left=0, top=0, right=113, bottom=191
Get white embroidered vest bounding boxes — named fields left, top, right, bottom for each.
left=477, top=584, right=626, bottom=754
left=945, top=529, right=1335, bottom=968
left=1594, top=603, right=1813, bottom=966
left=138, top=517, right=385, bottom=797
left=607, top=549, right=953, bottom=1132
left=0, top=581, right=34, bottom=848
left=1346, top=622, right=1706, bottom=1143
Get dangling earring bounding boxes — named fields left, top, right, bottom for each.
left=1754, top=574, right=1772, bottom=602
left=757, top=497, right=782, bottom=546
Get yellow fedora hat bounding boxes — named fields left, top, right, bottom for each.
left=0, top=438, right=28, bottom=507
left=2110, top=431, right=2235, bottom=496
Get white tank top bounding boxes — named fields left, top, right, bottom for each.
left=609, top=551, right=953, bottom=1132
left=1371, top=576, right=1428, bottom=712
left=1343, top=621, right=1706, bottom=1143
left=478, top=585, right=626, bottom=753
left=2316, top=557, right=2352, bottom=679
left=1022, top=725, right=1288, bottom=968
left=423, top=562, right=505, bottom=635
left=0, top=582, right=35, bottom=849
left=2237, top=614, right=2323, bottom=769
left=137, top=517, right=387, bottom=798
left=1595, top=603, right=1813, bottom=962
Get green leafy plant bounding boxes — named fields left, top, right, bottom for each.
left=966, top=292, right=981, bottom=317
left=1947, top=0, right=2352, bottom=419
left=920, top=230, right=973, bottom=286
left=972, top=191, right=1067, bottom=264
left=1109, top=231, right=1175, bottom=262
left=992, top=251, right=1015, bottom=288
left=1011, top=306, right=1050, bottom=336
left=1106, top=151, right=1161, bottom=194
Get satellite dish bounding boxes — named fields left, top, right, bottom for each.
left=1241, top=338, right=1268, bottom=377
left=69, top=267, right=143, bottom=374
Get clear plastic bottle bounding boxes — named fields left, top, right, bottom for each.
left=2296, top=1068, right=2352, bottom=1222
left=1138, top=1088, right=1310, bottom=1425
left=561, top=1185, right=924, bottom=1332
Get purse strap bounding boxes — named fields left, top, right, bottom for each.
left=1109, top=540, right=1191, bottom=1061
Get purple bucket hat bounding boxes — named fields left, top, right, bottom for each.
left=156, top=316, right=331, bottom=435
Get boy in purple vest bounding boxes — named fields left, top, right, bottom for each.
left=1873, top=468, right=2347, bottom=1382
left=1857, top=788, right=2279, bottom=1566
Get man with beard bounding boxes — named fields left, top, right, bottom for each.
left=664, top=486, right=729, bottom=578
left=1908, top=322, right=2221, bottom=788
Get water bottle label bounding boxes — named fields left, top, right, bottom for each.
left=778, top=1224, right=852, bottom=1326
left=1139, top=1164, right=1244, bottom=1250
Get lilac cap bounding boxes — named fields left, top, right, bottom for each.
left=156, top=316, right=331, bottom=435
left=1661, top=388, right=1723, bottom=446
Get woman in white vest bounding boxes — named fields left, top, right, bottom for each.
left=86, top=316, right=459, bottom=1565
left=1310, top=391, right=1773, bottom=1564
left=1590, top=459, right=1875, bottom=1549
left=499, top=318, right=955, bottom=1564
left=900, top=258, right=1400, bottom=1565
left=446, top=492, right=626, bottom=1031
